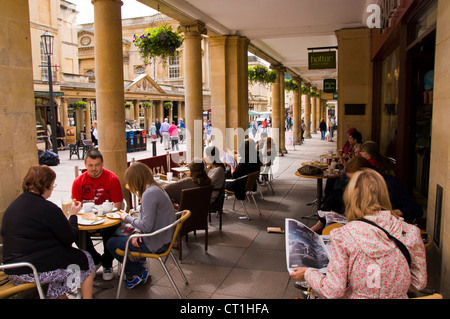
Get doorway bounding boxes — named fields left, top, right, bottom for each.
left=408, top=29, right=435, bottom=199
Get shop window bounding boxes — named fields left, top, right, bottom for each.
left=380, top=47, right=400, bottom=159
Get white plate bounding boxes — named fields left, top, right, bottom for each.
left=78, top=217, right=105, bottom=226
left=106, top=212, right=121, bottom=219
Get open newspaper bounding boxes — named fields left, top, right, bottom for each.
left=285, top=218, right=332, bottom=274
left=317, top=210, right=348, bottom=225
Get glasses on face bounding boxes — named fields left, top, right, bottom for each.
left=52, top=183, right=57, bottom=189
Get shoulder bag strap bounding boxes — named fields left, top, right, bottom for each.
left=360, top=218, right=411, bottom=267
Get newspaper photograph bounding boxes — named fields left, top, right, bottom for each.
left=317, top=210, right=348, bottom=225
left=285, top=218, right=331, bottom=273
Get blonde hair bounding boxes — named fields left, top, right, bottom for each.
left=125, top=162, right=158, bottom=199
left=343, top=168, right=392, bottom=221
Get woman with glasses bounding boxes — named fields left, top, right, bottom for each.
left=1, top=165, right=95, bottom=299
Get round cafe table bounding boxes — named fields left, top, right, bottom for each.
left=295, top=170, right=342, bottom=209
left=78, top=214, right=121, bottom=250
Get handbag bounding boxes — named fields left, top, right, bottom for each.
left=298, top=165, right=323, bottom=176
left=359, top=218, right=411, bottom=267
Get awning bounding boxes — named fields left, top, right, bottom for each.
left=248, top=110, right=261, bottom=116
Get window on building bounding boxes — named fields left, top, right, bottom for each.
left=40, top=42, right=56, bottom=82
left=168, top=55, right=180, bottom=78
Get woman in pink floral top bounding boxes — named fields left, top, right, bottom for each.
left=290, top=168, right=427, bottom=299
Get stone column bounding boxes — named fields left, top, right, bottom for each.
left=279, top=67, right=287, bottom=154
left=311, top=92, right=317, bottom=133
left=271, top=65, right=283, bottom=155
left=61, top=98, right=69, bottom=130
left=303, top=88, right=312, bottom=138
left=209, top=35, right=249, bottom=153
left=92, top=0, right=128, bottom=192
left=180, top=22, right=207, bottom=161
left=0, top=0, right=37, bottom=229
left=85, top=100, right=92, bottom=140
left=293, top=77, right=302, bottom=145
left=133, top=100, right=139, bottom=123
left=316, top=95, right=321, bottom=131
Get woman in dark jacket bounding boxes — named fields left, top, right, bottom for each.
left=1, top=165, right=95, bottom=299
left=225, top=139, right=261, bottom=200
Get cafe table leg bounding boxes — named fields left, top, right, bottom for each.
left=79, top=230, right=88, bottom=251
left=316, top=179, right=323, bottom=206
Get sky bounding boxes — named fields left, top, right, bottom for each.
left=69, top=0, right=158, bottom=24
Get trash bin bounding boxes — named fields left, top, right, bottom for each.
left=134, top=129, right=142, bottom=151
left=141, top=130, right=147, bottom=151
left=126, top=130, right=134, bottom=152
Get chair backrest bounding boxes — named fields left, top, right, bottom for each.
left=245, top=171, right=260, bottom=192
left=211, top=187, right=225, bottom=210
left=179, top=185, right=213, bottom=235
left=162, top=210, right=191, bottom=256
left=0, top=262, right=45, bottom=299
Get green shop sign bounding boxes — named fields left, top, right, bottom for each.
left=323, top=79, right=336, bottom=93
left=308, top=51, right=336, bottom=70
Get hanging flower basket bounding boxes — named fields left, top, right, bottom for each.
left=73, top=100, right=87, bottom=110
left=133, top=24, right=183, bottom=67
left=301, top=85, right=311, bottom=95
left=164, top=101, right=173, bottom=109
left=285, top=79, right=299, bottom=92
left=248, top=65, right=277, bottom=85
left=141, top=101, right=152, bottom=109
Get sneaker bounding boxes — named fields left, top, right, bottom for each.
left=102, top=267, right=114, bottom=281
left=125, top=276, right=142, bottom=289
left=125, top=269, right=149, bottom=289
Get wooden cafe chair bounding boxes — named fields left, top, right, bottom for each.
left=115, top=210, right=191, bottom=299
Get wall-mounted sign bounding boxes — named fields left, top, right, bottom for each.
left=308, top=51, right=336, bottom=70
left=323, top=79, right=337, bottom=93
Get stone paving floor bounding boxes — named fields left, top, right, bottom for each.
left=48, top=131, right=338, bottom=299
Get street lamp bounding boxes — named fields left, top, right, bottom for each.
left=41, top=31, right=58, bottom=154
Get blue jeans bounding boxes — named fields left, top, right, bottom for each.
left=321, top=130, right=326, bottom=140
left=106, top=236, right=169, bottom=279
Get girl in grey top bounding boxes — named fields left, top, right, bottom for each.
left=107, top=162, right=175, bottom=288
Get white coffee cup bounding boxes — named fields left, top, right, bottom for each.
left=101, top=200, right=114, bottom=213
left=82, top=202, right=95, bottom=213
left=167, top=172, right=173, bottom=181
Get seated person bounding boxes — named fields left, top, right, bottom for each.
left=341, top=128, right=358, bottom=155
left=312, top=156, right=424, bottom=233
left=290, top=168, right=427, bottom=299
left=107, top=163, right=175, bottom=289
left=1, top=165, right=95, bottom=299
left=361, top=140, right=395, bottom=175
left=71, top=148, right=124, bottom=281
left=222, top=149, right=237, bottom=178
left=225, top=139, right=261, bottom=200
left=258, top=136, right=277, bottom=183
left=311, top=156, right=373, bottom=233
left=164, top=160, right=212, bottom=207
left=204, top=146, right=226, bottom=203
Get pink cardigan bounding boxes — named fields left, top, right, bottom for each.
left=305, top=211, right=427, bottom=299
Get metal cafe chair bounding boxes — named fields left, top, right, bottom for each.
left=225, top=171, right=262, bottom=220
left=0, top=262, right=45, bottom=299
left=115, top=210, right=191, bottom=299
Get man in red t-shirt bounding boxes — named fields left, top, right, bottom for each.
left=72, top=149, right=123, bottom=281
